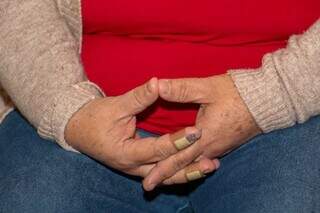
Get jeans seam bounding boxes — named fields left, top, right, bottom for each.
left=176, top=201, right=193, bottom=213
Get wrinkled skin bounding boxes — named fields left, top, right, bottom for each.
left=143, top=74, right=261, bottom=191
left=65, top=78, right=219, bottom=189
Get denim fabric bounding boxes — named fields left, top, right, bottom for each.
left=0, top=111, right=191, bottom=213
left=188, top=116, right=320, bottom=213
left=0, top=111, right=319, bottom=213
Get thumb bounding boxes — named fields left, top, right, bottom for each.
left=158, top=78, right=209, bottom=104
left=119, top=77, right=159, bottom=115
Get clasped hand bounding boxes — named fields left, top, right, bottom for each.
left=65, top=75, right=261, bottom=191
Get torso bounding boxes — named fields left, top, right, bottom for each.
left=81, top=0, right=320, bottom=134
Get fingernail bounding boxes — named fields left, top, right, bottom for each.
left=159, top=80, right=169, bottom=95
left=147, top=78, right=155, bottom=93
left=203, top=166, right=214, bottom=174
left=185, top=131, right=201, bottom=144
left=147, top=183, right=157, bottom=191
left=186, top=171, right=206, bottom=182
left=213, top=159, right=221, bottom=169
left=203, top=160, right=220, bottom=174
left=173, top=128, right=202, bottom=150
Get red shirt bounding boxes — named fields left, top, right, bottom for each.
left=81, top=0, right=320, bottom=134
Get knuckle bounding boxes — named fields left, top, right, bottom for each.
left=153, top=135, right=173, bottom=160
left=171, top=155, right=186, bottom=172
left=153, top=143, right=168, bottom=160
left=164, top=177, right=176, bottom=185
left=154, top=163, right=170, bottom=180
left=177, top=81, right=189, bottom=102
left=132, top=89, right=145, bottom=108
left=116, top=158, right=135, bottom=171
left=125, top=167, right=141, bottom=177
left=115, top=144, right=137, bottom=169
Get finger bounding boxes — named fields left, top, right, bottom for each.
left=125, top=127, right=202, bottom=164
left=129, top=159, right=219, bottom=189
left=126, top=164, right=155, bottom=177
left=142, top=141, right=203, bottom=191
left=127, top=159, right=214, bottom=185
left=161, top=158, right=220, bottom=186
left=158, top=78, right=210, bottom=104
left=119, top=77, right=158, bottom=115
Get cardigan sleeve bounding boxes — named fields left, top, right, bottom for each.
left=228, top=19, right=320, bottom=133
left=0, top=0, right=104, bottom=152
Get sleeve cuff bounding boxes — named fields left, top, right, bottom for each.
left=228, top=64, right=297, bottom=133
left=38, top=81, right=105, bottom=152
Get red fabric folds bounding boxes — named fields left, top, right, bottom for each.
left=81, top=0, right=320, bottom=134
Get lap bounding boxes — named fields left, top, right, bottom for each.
left=1, top=111, right=319, bottom=213
left=0, top=111, right=190, bottom=213
left=189, top=115, right=320, bottom=213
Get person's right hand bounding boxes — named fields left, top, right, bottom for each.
left=65, top=78, right=219, bottom=182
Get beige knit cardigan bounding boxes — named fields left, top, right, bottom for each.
left=0, top=0, right=319, bottom=152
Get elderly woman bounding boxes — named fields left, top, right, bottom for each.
left=0, top=0, right=319, bottom=212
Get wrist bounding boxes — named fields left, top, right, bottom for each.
left=221, top=74, right=262, bottom=137
left=65, top=98, right=103, bottom=150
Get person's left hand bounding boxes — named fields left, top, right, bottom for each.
left=143, top=74, right=262, bottom=191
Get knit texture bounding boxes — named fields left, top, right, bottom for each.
left=0, top=0, right=319, bottom=151
left=229, top=19, right=320, bottom=133
left=0, top=0, right=104, bottom=151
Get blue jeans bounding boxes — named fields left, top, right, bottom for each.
left=0, top=111, right=319, bottom=213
